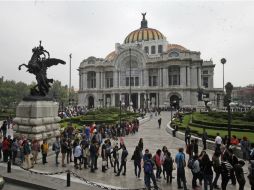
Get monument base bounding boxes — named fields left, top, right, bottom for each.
left=13, top=100, right=61, bottom=145
left=196, top=101, right=206, bottom=112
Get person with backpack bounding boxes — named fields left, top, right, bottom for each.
left=144, top=153, right=158, bottom=190
left=240, top=136, right=250, bottom=161
left=131, top=146, right=142, bottom=179
left=234, top=160, right=246, bottom=190
left=228, top=148, right=238, bottom=186
left=163, top=151, right=173, bottom=184
left=201, top=153, right=213, bottom=190
left=191, top=155, right=200, bottom=189
left=52, top=136, right=61, bottom=165
left=23, top=140, right=32, bottom=169
left=221, top=152, right=233, bottom=190
left=212, top=151, right=221, bottom=189
left=175, top=147, right=188, bottom=190
left=248, top=160, right=254, bottom=190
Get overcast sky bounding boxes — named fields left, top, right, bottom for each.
left=0, top=1, right=253, bottom=89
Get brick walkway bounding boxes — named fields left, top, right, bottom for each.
left=1, top=111, right=251, bottom=189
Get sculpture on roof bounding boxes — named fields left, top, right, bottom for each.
left=18, top=41, right=66, bottom=98
left=141, top=12, right=148, bottom=28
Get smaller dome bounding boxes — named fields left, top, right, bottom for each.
left=105, top=51, right=116, bottom=61
left=167, top=44, right=188, bottom=52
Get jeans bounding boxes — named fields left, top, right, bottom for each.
left=204, top=174, right=213, bottom=190
left=192, top=172, right=199, bottom=187
left=134, top=161, right=141, bottom=177
left=90, top=156, right=96, bottom=171
left=144, top=172, right=158, bottom=190
left=55, top=151, right=60, bottom=164
left=118, top=160, right=126, bottom=174
left=221, top=176, right=229, bottom=190
left=177, top=168, right=187, bottom=190
left=213, top=171, right=220, bottom=187
left=42, top=153, right=47, bottom=164
left=114, top=159, right=119, bottom=172
left=12, top=150, right=17, bottom=164
left=166, top=170, right=172, bottom=183
left=156, top=166, right=162, bottom=178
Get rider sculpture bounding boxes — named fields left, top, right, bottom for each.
left=19, top=41, right=66, bottom=97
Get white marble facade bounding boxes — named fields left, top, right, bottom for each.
left=78, top=15, right=223, bottom=109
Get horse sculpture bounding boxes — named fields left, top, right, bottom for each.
left=19, top=41, right=66, bottom=97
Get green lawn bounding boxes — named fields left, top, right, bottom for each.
left=174, top=114, right=254, bottom=142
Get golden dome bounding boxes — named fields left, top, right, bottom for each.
left=124, top=28, right=166, bottom=44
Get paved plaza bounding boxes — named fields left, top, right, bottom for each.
left=1, top=111, right=251, bottom=189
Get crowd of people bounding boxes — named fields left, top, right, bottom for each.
left=183, top=125, right=254, bottom=190
left=1, top=112, right=254, bottom=190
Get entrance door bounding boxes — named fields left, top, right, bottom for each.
left=88, top=96, right=94, bottom=108
left=131, top=93, right=138, bottom=109
left=170, top=95, right=180, bottom=109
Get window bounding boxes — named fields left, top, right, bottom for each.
left=203, top=70, right=208, bottom=75
left=144, top=46, right=149, bottom=54
left=151, top=46, right=156, bottom=54
left=168, top=66, right=180, bottom=86
left=135, top=77, right=139, bottom=86
left=148, top=68, right=158, bottom=86
left=203, top=77, right=209, bottom=88
left=169, top=51, right=179, bottom=57
left=87, top=71, right=96, bottom=88
left=126, top=77, right=129, bottom=86
left=105, top=71, right=113, bottom=88
left=158, top=45, right=163, bottom=53
left=126, top=77, right=139, bottom=86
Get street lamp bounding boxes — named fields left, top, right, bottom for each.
left=225, top=82, right=233, bottom=147
left=221, top=58, right=226, bottom=93
left=119, top=100, right=125, bottom=127
left=129, top=48, right=132, bottom=111
left=171, top=100, right=176, bottom=121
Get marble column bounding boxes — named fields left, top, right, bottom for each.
left=83, top=72, right=87, bottom=89
left=163, top=68, right=168, bottom=87
left=138, top=93, right=140, bottom=108
left=111, top=93, right=115, bottom=107
left=144, top=69, right=148, bottom=86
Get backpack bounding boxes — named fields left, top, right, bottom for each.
left=188, top=157, right=195, bottom=169
left=144, top=160, right=153, bottom=173
left=52, top=142, right=56, bottom=151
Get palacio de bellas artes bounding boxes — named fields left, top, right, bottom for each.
left=78, top=14, right=223, bottom=110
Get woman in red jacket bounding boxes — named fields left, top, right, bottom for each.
left=2, top=137, right=10, bottom=162
left=155, top=149, right=162, bottom=179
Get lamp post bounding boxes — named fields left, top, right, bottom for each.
left=129, top=48, right=132, bottom=111
left=171, top=100, right=176, bottom=121
left=221, top=58, right=226, bottom=93
left=119, top=100, right=125, bottom=127
left=69, top=53, right=72, bottom=105
left=225, top=82, right=233, bottom=147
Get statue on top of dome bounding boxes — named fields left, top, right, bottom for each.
left=141, top=12, right=148, bottom=28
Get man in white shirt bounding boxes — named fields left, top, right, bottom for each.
left=215, top=133, right=222, bottom=153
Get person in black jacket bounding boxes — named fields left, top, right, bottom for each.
left=221, top=152, right=233, bottom=190
left=111, top=144, right=121, bottom=173
left=163, top=151, right=173, bottom=184
left=228, top=148, right=238, bottom=186
left=234, top=160, right=246, bottom=190
left=116, top=145, right=128, bottom=176
left=201, top=153, right=213, bottom=190
left=132, top=146, right=142, bottom=178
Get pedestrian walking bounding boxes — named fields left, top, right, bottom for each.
left=215, top=133, right=222, bottom=153
left=116, top=145, right=128, bottom=176
left=31, top=139, right=40, bottom=166
left=212, top=151, right=221, bottom=189
left=52, top=136, right=61, bottom=165
left=23, top=140, right=31, bottom=169
left=163, top=151, right=173, bottom=184
left=11, top=138, right=18, bottom=165
left=234, top=160, right=246, bottom=190
left=191, top=155, right=200, bottom=189
left=202, top=130, right=208, bottom=150
left=175, top=147, right=188, bottom=190
left=41, top=139, right=48, bottom=165
left=201, top=153, right=213, bottom=190
left=131, top=146, right=142, bottom=178
left=144, top=153, right=158, bottom=190
left=185, top=126, right=191, bottom=145
left=111, top=144, right=120, bottom=173
left=158, top=118, right=162, bottom=128
left=221, top=153, right=233, bottom=190
left=240, top=136, right=250, bottom=161
left=61, top=138, right=68, bottom=167
left=248, top=160, right=254, bottom=190
left=155, top=149, right=162, bottom=179
left=73, top=140, right=82, bottom=170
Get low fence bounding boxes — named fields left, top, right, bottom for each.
left=166, top=120, right=243, bottom=158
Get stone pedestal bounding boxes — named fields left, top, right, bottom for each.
left=13, top=100, right=61, bottom=145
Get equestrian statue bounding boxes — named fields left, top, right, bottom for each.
left=19, top=41, right=66, bottom=98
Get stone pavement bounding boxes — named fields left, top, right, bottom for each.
left=2, top=111, right=251, bottom=189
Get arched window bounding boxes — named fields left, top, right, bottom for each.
left=87, top=71, right=96, bottom=88
left=169, top=51, right=179, bottom=57
left=168, top=66, right=180, bottom=86
left=158, top=45, right=163, bottom=53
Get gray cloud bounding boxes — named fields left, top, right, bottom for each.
left=0, top=1, right=253, bottom=89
